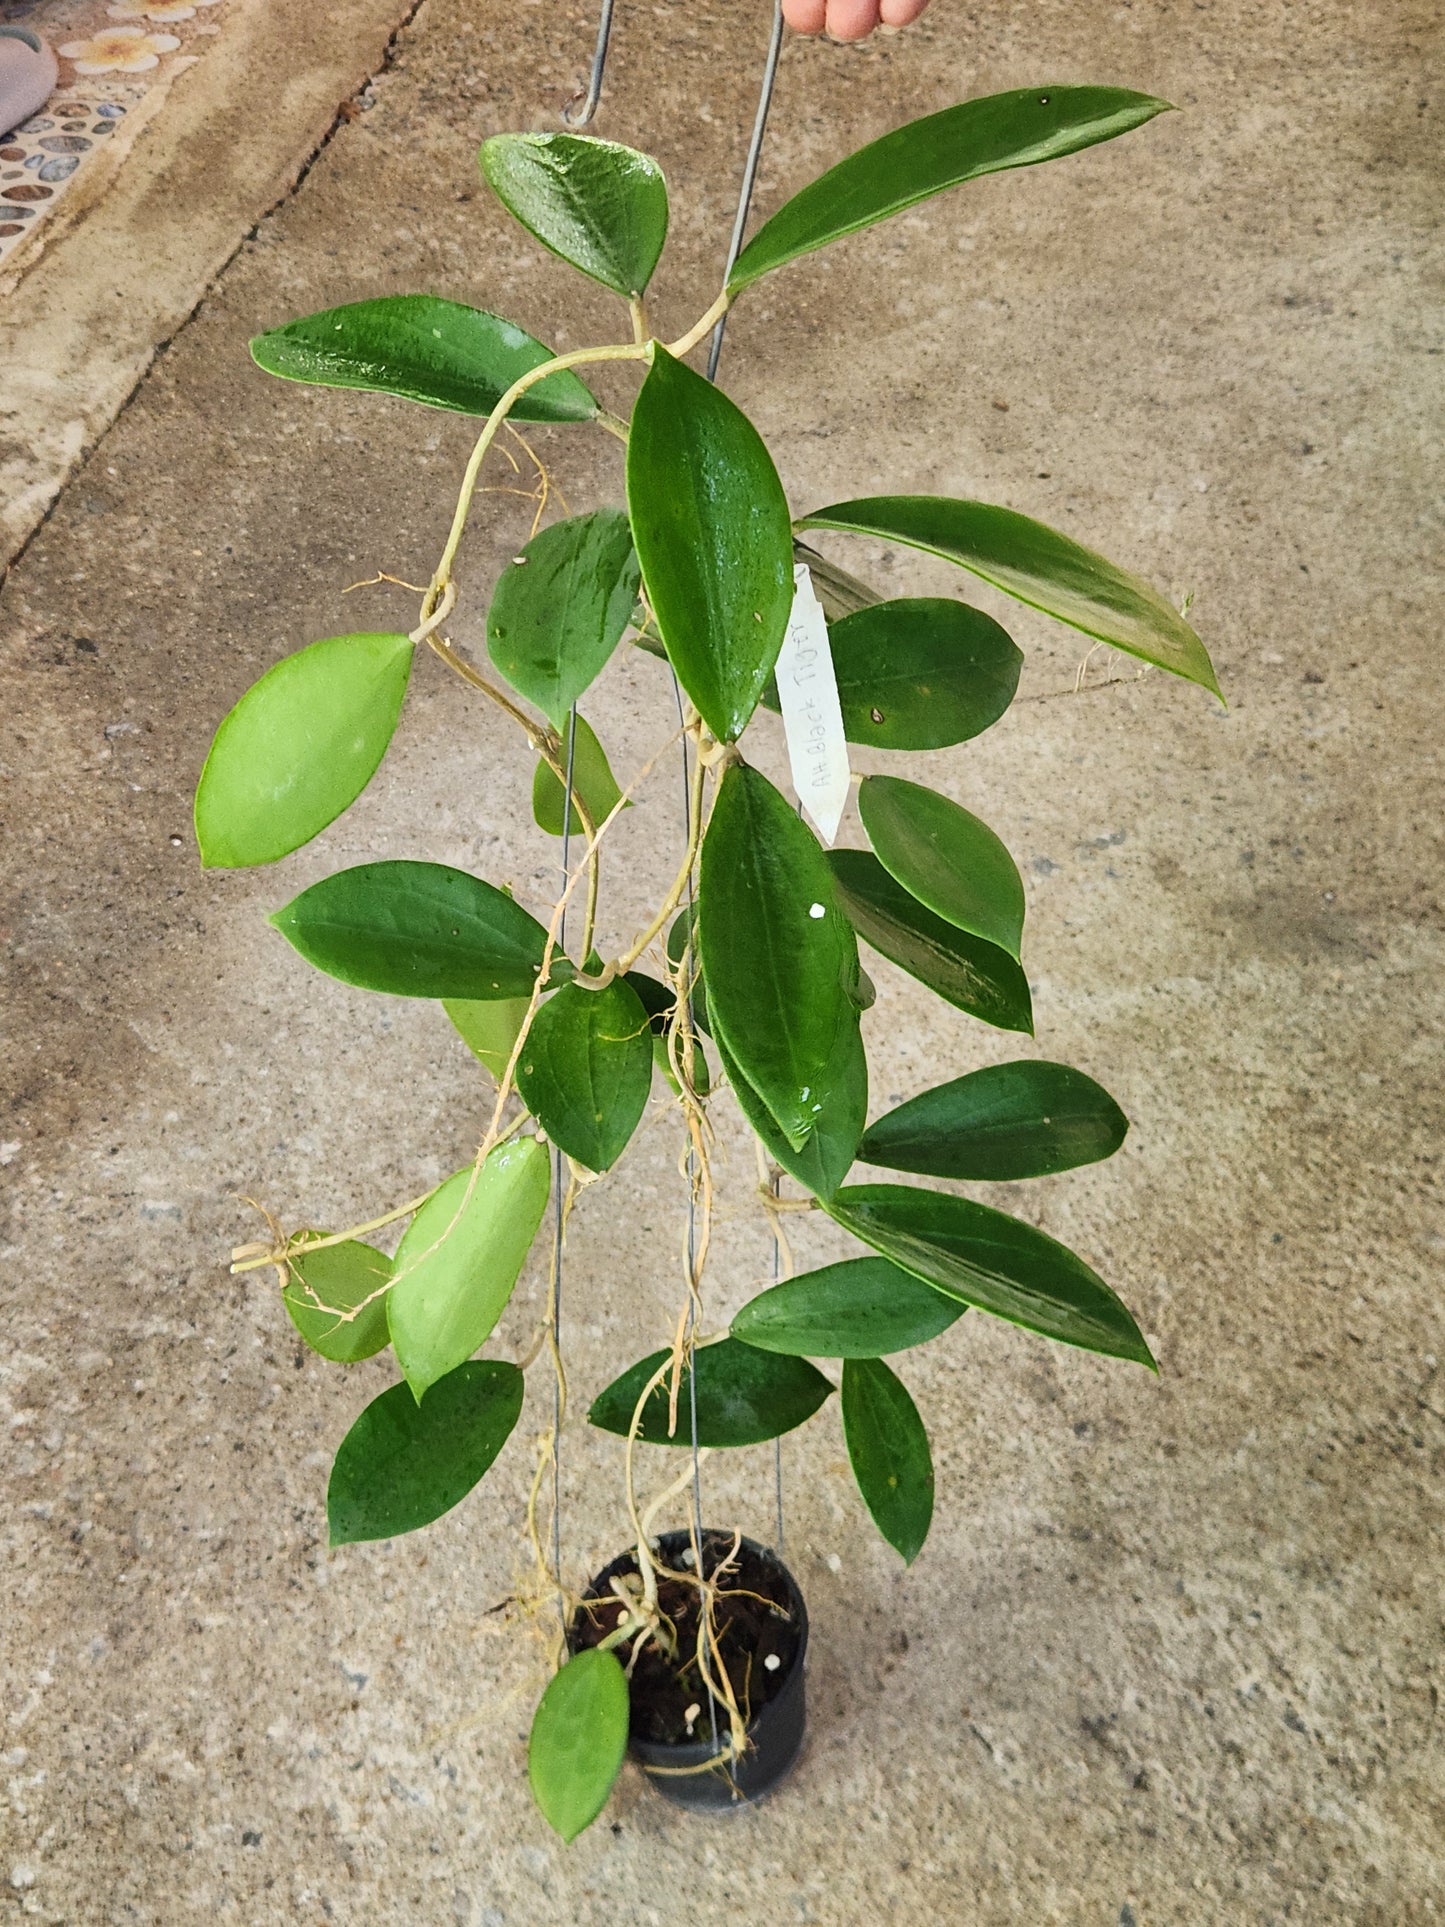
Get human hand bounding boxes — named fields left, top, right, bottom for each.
left=781, top=0, right=931, bottom=40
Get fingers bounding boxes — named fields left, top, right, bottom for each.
left=781, top=0, right=828, bottom=30
left=879, top=0, right=931, bottom=22
left=825, top=0, right=882, bottom=38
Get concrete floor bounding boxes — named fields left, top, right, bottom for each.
left=2, top=0, right=1442, bottom=1920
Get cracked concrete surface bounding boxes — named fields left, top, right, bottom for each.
left=2, top=0, right=1442, bottom=1921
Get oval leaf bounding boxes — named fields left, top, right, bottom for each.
left=827, top=599, right=1023, bottom=750
left=529, top=1649, right=630, bottom=1843
left=799, top=495, right=1220, bottom=696
left=627, top=346, right=793, bottom=742
left=531, top=715, right=627, bottom=838
left=732, top=1256, right=964, bottom=1358
left=716, top=1024, right=865, bottom=1201
left=250, top=295, right=597, bottom=422
left=859, top=774, right=1025, bottom=961
left=517, top=978, right=653, bottom=1174
left=271, top=861, right=556, bottom=1000
left=842, top=1357, right=934, bottom=1565
left=195, top=633, right=412, bottom=868
left=481, top=133, right=668, bottom=299
left=589, top=1336, right=833, bottom=1446
left=829, top=849, right=1033, bottom=1035
left=283, top=1236, right=393, bottom=1363
left=827, top=1184, right=1154, bottom=1367
left=387, top=1142, right=551, bottom=1400
left=860, top=1060, right=1128, bottom=1181
left=444, top=994, right=530, bottom=1082
left=487, top=510, right=640, bottom=727
left=327, top=1359, right=524, bottom=1545
left=729, top=86, right=1170, bottom=292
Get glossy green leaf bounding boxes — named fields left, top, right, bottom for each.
left=531, top=715, right=627, bottom=838
left=828, top=1184, right=1154, bottom=1367
left=444, top=995, right=530, bottom=1082
left=487, top=510, right=640, bottom=727
left=860, top=1060, right=1128, bottom=1181
left=250, top=295, right=597, bottom=422
left=529, top=1649, right=630, bottom=1843
left=627, top=346, right=793, bottom=742
left=798, top=599, right=1022, bottom=750
left=516, top=978, right=652, bottom=1173
left=480, top=132, right=668, bottom=299
left=387, top=1142, right=550, bottom=1400
left=700, top=762, right=859, bottom=1150
left=271, top=861, right=557, bottom=1000
left=326, top=1360, right=524, bottom=1545
left=732, top=1256, right=964, bottom=1358
left=589, top=1337, right=833, bottom=1446
left=195, top=633, right=412, bottom=868
left=859, top=775, right=1025, bottom=961
left=716, top=1023, right=865, bottom=1201
left=729, top=86, right=1170, bottom=292
left=665, top=903, right=710, bottom=1037
left=829, top=849, right=1033, bottom=1035
left=283, top=1236, right=392, bottom=1363
left=842, top=1357, right=934, bottom=1565
left=799, top=496, right=1220, bottom=697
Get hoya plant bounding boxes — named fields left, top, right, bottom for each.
left=201, top=85, right=1219, bottom=1838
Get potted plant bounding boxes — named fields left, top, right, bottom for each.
left=198, top=83, right=1220, bottom=1839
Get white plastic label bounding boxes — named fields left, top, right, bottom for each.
left=776, top=564, right=851, bottom=845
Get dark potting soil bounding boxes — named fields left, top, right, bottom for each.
left=571, top=1531, right=801, bottom=1746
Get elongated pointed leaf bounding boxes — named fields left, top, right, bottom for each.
left=860, top=1060, right=1128, bottom=1181
left=799, top=496, right=1220, bottom=696
left=531, top=715, right=627, bottom=837
left=327, top=1360, right=524, bottom=1545
left=716, top=1024, right=865, bottom=1201
left=271, top=861, right=556, bottom=1000
left=195, top=633, right=412, bottom=868
left=859, top=775, right=1025, bottom=961
left=250, top=296, right=597, bottom=422
left=517, top=979, right=652, bottom=1173
left=828, top=1184, right=1154, bottom=1367
left=589, top=1337, right=833, bottom=1446
left=387, top=1142, right=550, bottom=1400
left=487, top=510, right=640, bottom=727
left=830, top=849, right=1033, bottom=1034
left=729, top=86, right=1170, bottom=293
left=529, top=1649, right=630, bottom=1843
left=732, top=1256, right=964, bottom=1358
left=283, top=1236, right=392, bottom=1363
left=481, top=133, right=668, bottom=299
left=627, top=347, right=793, bottom=742
left=842, top=1357, right=934, bottom=1565
left=444, top=995, right=530, bottom=1082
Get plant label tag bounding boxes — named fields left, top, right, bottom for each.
left=776, top=564, right=850, bottom=845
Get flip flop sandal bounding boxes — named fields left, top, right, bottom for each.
left=0, top=25, right=58, bottom=141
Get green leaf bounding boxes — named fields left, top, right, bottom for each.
left=732, top=1256, right=964, bottom=1358
left=480, top=132, right=668, bottom=299
left=250, top=295, right=597, bottom=422
left=830, top=849, right=1033, bottom=1035
left=860, top=1060, right=1128, bottom=1181
left=283, top=1236, right=393, bottom=1363
left=528, top=1649, right=630, bottom=1843
left=798, top=496, right=1220, bottom=697
left=444, top=995, right=530, bottom=1082
left=841, top=1357, right=934, bottom=1565
left=516, top=979, right=653, bottom=1173
left=387, top=1142, right=551, bottom=1400
left=827, top=1184, right=1154, bottom=1367
left=665, top=904, right=710, bottom=1037
left=531, top=715, right=627, bottom=837
left=326, top=1360, right=524, bottom=1545
left=627, top=346, right=793, bottom=742
left=487, top=510, right=640, bottom=727
left=271, top=861, right=557, bottom=1000
left=858, top=775, right=1025, bottom=962
left=195, top=633, right=412, bottom=868
left=700, top=762, right=859, bottom=1150
left=794, top=541, right=882, bottom=620
left=626, top=971, right=712, bottom=1097
left=588, top=1337, right=833, bottom=1446
left=728, top=86, right=1170, bottom=293
left=716, top=1024, right=865, bottom=1201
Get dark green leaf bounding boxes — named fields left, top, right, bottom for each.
left=716, top=1023, right=865, bottom=1200
left=283, top=1236, right=392, bottom=1363
left=480, top=132, right=668, bottom=299
left=326, top=1360, right=524, bottom=1545
left=516, top=978, right=653, bottom=1173
left=589, top=1336, right=833, bottom=1446
left=859, top=774, right=1025, bottom=961
left=486, top=510, right=640, bottom=727
left=798, top=495, right=1220, bottom=696
left=626, top=971, right=712, bottom=1097
left=732, top=1256, right=964, bottom=1358
left=444, top=995, right=530, bottom=1082
left=794, top=540, right=883, bottom=620
left=627, top=346, right=793, bottom=742
left=665, top=903, right=710, bottom=1037
left=531, top=714, right=627, bottom=837
left=830, top=849, right=1033, bottom=1034
left=827, top=1184, right=1154, bottom=1367
left=860, top=1060, right=1128, bottom=1180
left=814, top=599, right=1023, bottom=750
left=195, top=633, right=412, bottom=868
left=841, top=1357, right=934, bottom=1564
left=529, top=1649, right=630, bottom=1843
left=250, top=295, right=597, bottom=422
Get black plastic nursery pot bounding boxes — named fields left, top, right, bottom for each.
left=570, top=1528, right=808, bottom=1812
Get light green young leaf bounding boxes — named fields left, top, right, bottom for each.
left=443, top=996, right=531, bottom=1083
left=858, top=774, right=1026, bottom=962
left=487, top=510, right=640, bottom=727
left=842, top=1357, right=934, bottom=1565
left=528, top=1649, right=630, bottom=1843
left=481, top=133, right=668, bottom=299
left=531, top=715, right=627, bottom=837
left=859, top=1060, right=1128, bottom=1181
left=283, top=1236, right=393, bottom=1363
left=516, top=978, right=653, bottom=1174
